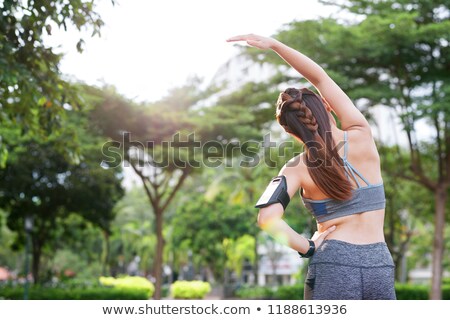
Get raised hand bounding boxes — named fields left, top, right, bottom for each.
left=226, top=33, right=277, bottom=50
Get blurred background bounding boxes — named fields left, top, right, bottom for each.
left=0, top=0, right=449, bottom=300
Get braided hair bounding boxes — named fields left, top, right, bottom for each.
left=276, top=88, right=353, bottom=200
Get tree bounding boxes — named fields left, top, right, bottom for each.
left=223, top=235, right=255, bottom=281
left=171, top=192, right=256, bottom=282
left=91, top=78, right=262, bottom=299
left=380, top=145, right=436, bottom=281
left=0, top=114, right=124, bottom=283
left=109, top=187, right=157, bottom=277
left=0, top=0, right=113, bottom=165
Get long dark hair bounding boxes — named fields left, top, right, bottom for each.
left=276, top=87, right=352, bottom=200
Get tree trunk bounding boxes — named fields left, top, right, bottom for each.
left=153, top=211, right=164, bottom=299
left=430, top=185, right=447, bottom=299
left=393, top=228, right=412, bottom=283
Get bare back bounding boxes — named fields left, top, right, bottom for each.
left=299, top=128, right=386, bottom=244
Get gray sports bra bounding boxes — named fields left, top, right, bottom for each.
left=300, top=131, right=386, bottom=223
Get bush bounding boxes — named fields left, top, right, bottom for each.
left=274, top=285, right=304, bottom=300
left=99, top=276, right=155, bottom=299
left=0, top=275, right=155, bottom=300
left=170, top=281, right=211, bottom=299
left=443, top=285, right=450, bottom=300
left=161, top=284, right=170, bottom=298
left=394, top=284, right=450, bottom=300
left=394, top=284, right=429, bottom=300
left=236, top=285, right=303, bottom=300
left=0, top=286, right=149, bottom=300
left=235, top=285, right=274, bottom=299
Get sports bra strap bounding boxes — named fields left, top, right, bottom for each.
left=300, top=131, right=373, bottom=198
left=342, top=131, right=371, bottom=187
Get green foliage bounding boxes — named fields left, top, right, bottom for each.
left=0, top=104, right=124, bottom=282
left=171, top=192, right=257, bottom=280
left=235, top=285, right=274, bottom=299
left=108, top=187, right=156, bottom=275
left=0, top=285, right=148, bottom=300
left=394, top=283, right=430, bottom=300
left=99, top=276, right=155, bottom=299
left=273, top=285, right=304, bottom=300
left=51, top=249, right=102, bottom=280
left=0, top=0, right=113, bottom=163
left=223, top=235, right=255, bottom=277
left=90, top=77, right=270, bottom=298
left=170, top=281, right=211, bottom=299
left=0, top=210, right=22, bottom=269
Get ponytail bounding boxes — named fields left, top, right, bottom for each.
left=276, top=88, right=353, bottom=201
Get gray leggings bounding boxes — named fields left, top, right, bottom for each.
left=304, top=239, right=396, bottom=300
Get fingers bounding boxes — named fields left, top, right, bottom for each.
left=226, top=35, right=249, bottom=42
left=314, top=225, right=336, bottom=238
left=320, top=225, right=336, bottom=239
left=246, top=39, right=260, bottom=47
left=226, top=34, right=256, bottom=42
left=323, top=225, right=337, bottom=237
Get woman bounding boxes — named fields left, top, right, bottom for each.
left=227, top=34, right=396, bottom=300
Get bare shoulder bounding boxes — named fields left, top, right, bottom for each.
left=282, top=153, right=307, bottom=172
left=346, top=127, right=380, bottom=161
left=277, top=152, right=307, bottom=197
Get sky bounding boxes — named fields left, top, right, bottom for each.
left=44, top=0, right=337, bottom=103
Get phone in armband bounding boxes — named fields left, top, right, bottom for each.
left=255, top=175, right=290, bottom=210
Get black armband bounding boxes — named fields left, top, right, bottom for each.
left=255, top=175, right=290, bottom=210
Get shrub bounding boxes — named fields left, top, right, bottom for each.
left=274, top=285, right=304, bottom=300
left=394, top=284, right=429, bottom=300
left=0, top=286, right=149, bottom=300
left=235, top=285, right=274, bottom=299
left=170, top=281, right=211, bottom=299
left=99, top=276, right=155, bottom=299
left=443, top=285, right=450, bottom=300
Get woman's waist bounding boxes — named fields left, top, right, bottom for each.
left=310, top=238, right=394, bottom=267
left=317, top=209, right=386, bottom=244
left=323, top=231, right=386, bottom=245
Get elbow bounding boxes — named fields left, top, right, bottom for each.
left=257, top=212, right=266, bottom=228
left=257, top=208, right=281, bottom=229
left=257, top=209, right=269, bottom=228
left=347, top=122, right=372, bottom=136
left=359, top=123, right=373, bottom=136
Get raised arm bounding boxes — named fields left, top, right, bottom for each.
left=227, top=34, right=370, bottom=132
